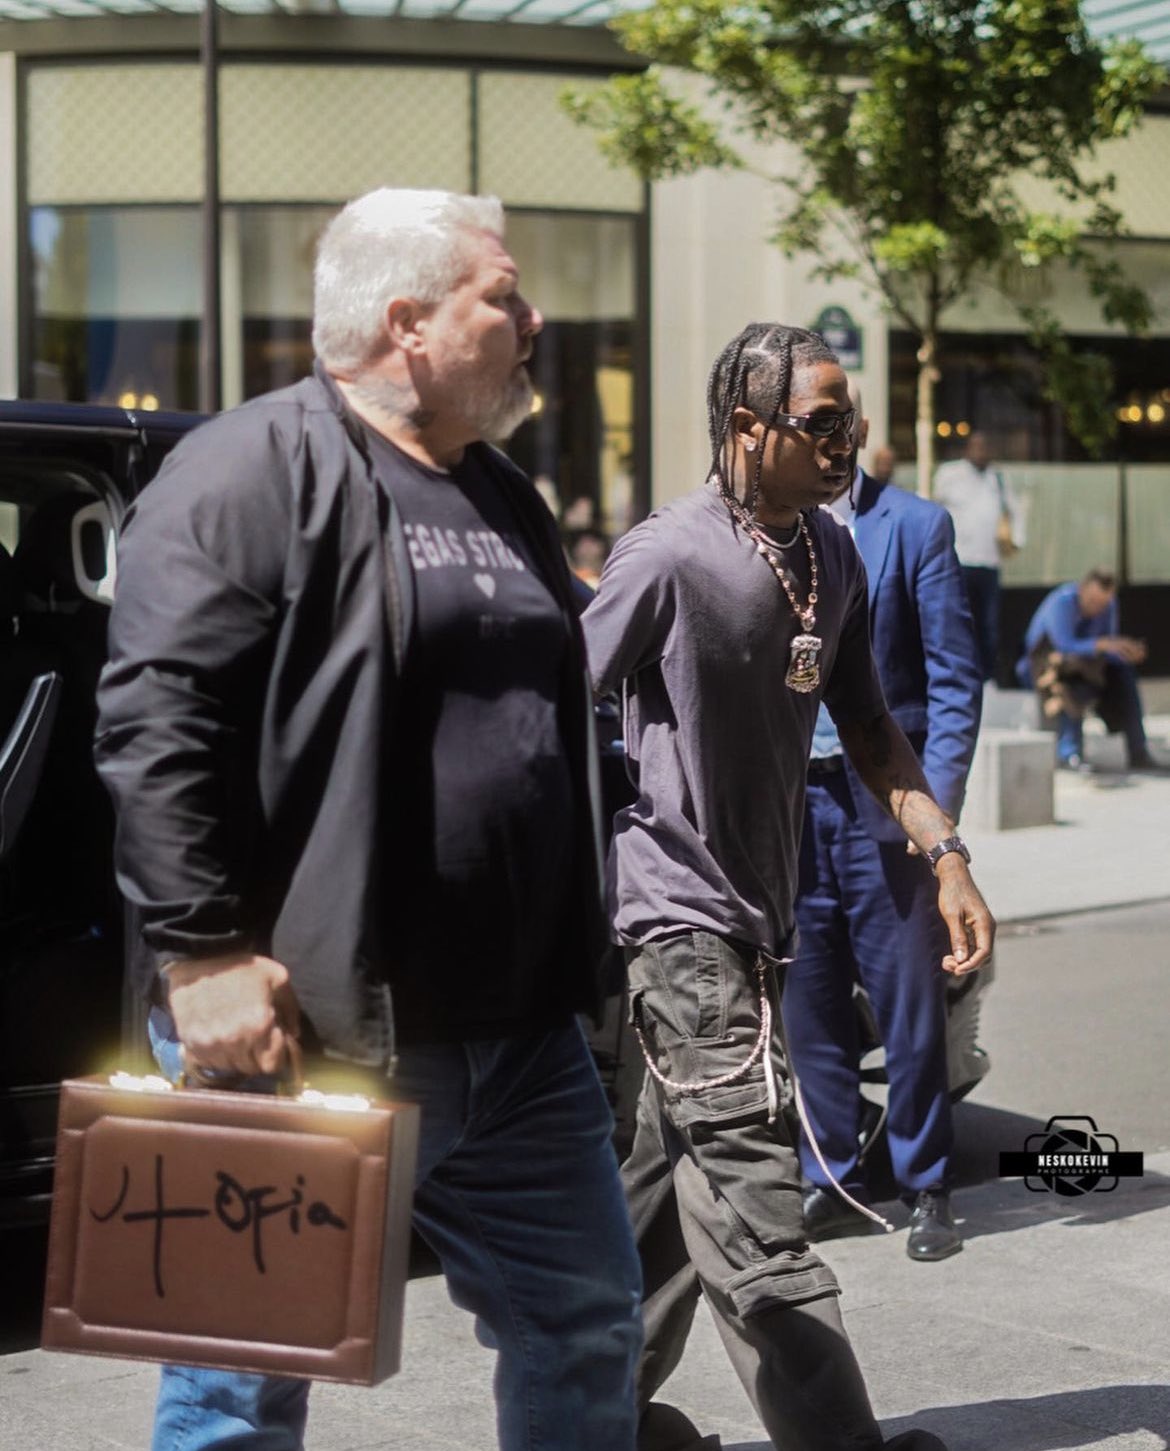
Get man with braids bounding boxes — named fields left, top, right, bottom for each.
left=582, top=323, right=995, bottom=1451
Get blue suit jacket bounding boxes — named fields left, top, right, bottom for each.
left=840, top=473, right=983, bottom=842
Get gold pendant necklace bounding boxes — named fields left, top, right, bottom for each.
left=729, top=500, right=822, bottom=693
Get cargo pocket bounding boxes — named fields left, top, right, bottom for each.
left=725, top=1248, right=840, bottom=1316
left=680, top=1109, right=828, bottom=1299
left=629, top=978, right=771, bottom=1125
left=630, top=941, right=785, bottom=1132
left=627, top=933, right=736, bottom=1044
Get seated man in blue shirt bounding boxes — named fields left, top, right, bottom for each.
left=1016, top=568, right=1164, bottom=772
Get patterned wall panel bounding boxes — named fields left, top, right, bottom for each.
left=221, top=65, right=471, bottom=202
left=478, top=73, right=641, bottom=213
left=1101, top=116, right=1170, bottom=241
left=1014, top=114, right=1170, bottom=242
left=27, top=64, right=203, bottom=205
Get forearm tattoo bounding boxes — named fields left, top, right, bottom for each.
left=849, top=713, right=953, bottom=842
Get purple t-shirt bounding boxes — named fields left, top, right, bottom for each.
left=582, top=483, right=886, bottom=955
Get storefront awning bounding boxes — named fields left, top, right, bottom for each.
left=0, top=0, right=645, bottom=26
left=1083, top=0, right=1170, bottom=60
left=0, top=0, right=1166, bottom=60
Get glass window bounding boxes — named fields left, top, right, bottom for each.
left=29, top=207, right=201, bottom=410
left=504, top=212, right=641, bottom=540
left=26, top=203, right=647, bottom=533
left=1126, top=466, right=1170, bottom=586
left=890, top=329, right=1170, bottom=466
left=888, top=329, right=1170, bottom=589
left=231, top=206, right=332, bottom=403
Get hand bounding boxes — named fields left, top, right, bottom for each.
left=933, top=857, right=995, bottom=976
left=1097, top=636, right=1147, bottom=666
left=165, top=953, right=299, bottom=1078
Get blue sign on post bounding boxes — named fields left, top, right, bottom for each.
left=811, top=306, right=863, bottom=371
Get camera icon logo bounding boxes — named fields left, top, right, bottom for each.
left=1023, top=1116, right=1118, bottom=1196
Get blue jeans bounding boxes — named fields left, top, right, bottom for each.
left=148, top=1013, right=642, bottom=1451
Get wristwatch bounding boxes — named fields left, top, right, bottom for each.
left=925, top=835, right=971, bottom=876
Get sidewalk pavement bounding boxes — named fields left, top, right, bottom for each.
left=8, top=1157, right=1170, bottom=1451
left=3, top=711, right=1169, bottom=1451
left=657, top=1152, right=1170, bottom=1451
left=963, top=709, right=1170, bottom=924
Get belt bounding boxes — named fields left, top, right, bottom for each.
left=807, top=755, right=845, bottom=776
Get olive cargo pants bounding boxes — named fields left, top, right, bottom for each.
left=623, top=931, right=945, bottom=1451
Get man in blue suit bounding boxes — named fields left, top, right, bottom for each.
left=784, top=406, right=983, bottom=1262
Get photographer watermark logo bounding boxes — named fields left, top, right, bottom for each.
left=999, top=1116, right=1144, bottom=1196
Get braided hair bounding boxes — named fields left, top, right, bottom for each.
left=706, top=323, right=838, bottom=521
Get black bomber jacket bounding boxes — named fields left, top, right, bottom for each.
left=95, top=365, right=609, bottom=1064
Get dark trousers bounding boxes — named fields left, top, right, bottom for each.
left=623, top=932, right=944, bottom=1451
left=1026, top=640, right=1150, bottom=765
left=147, top=1015, right=643, bottom=1451
left=960, top=565, right=1000, bottom=682
left=785, top=774, right=952, bottom=1198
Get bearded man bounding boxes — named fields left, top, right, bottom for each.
left=96, top=187, right=642, bottom=1451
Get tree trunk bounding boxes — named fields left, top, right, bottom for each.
left=915, top=331, right=937, bottom=498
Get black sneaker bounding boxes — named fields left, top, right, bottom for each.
left=906, top=1189, right=962, bottom=1262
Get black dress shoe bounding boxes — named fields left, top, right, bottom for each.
left=906, top=1189, right=962, bottom=1261
left=1128, top=752, right=1170, bottom=775
left=803, top=1184, right=879, bottom=1241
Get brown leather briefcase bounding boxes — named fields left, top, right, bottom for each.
left=42, top=1072, right=419, bottom=1385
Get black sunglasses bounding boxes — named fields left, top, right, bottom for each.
left=774, top=409, right=857, bottom=439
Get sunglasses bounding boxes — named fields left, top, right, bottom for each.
left=774, top=409, right=857, bottom=439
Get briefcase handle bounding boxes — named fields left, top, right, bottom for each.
left=179, top=1035, right=305, bottom=1097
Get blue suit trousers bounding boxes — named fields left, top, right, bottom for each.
left=785, top=772, right=953, bottom=1197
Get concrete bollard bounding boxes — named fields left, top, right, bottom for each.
left=963, top=728, right=1055, bottom=831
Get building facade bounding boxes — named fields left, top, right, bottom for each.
left=1, top=10, right=651, bottom=534
left=2, top=2, right=1168, bottom=670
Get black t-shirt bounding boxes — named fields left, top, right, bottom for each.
left=368, top=433, right=577, bottom=1043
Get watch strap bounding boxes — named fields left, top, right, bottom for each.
left=925, top=835, right=971, bottom=875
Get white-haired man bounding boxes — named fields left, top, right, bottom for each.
left=95, top=188, right=642, bottom=1451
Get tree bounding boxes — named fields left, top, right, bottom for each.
left=564, top=0, right=1163, bottom=493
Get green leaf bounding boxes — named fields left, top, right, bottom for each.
left=560, top=72, right=742, bottom=180
left=563, top=0, right=1160, bottom=444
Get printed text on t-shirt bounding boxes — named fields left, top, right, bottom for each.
left=404, top=524, right=527, bottom=574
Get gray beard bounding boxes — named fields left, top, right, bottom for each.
left=455, top=366, right=535, bottom=443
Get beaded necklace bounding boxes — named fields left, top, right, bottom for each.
left=724, top=493, right=822, bottom=693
